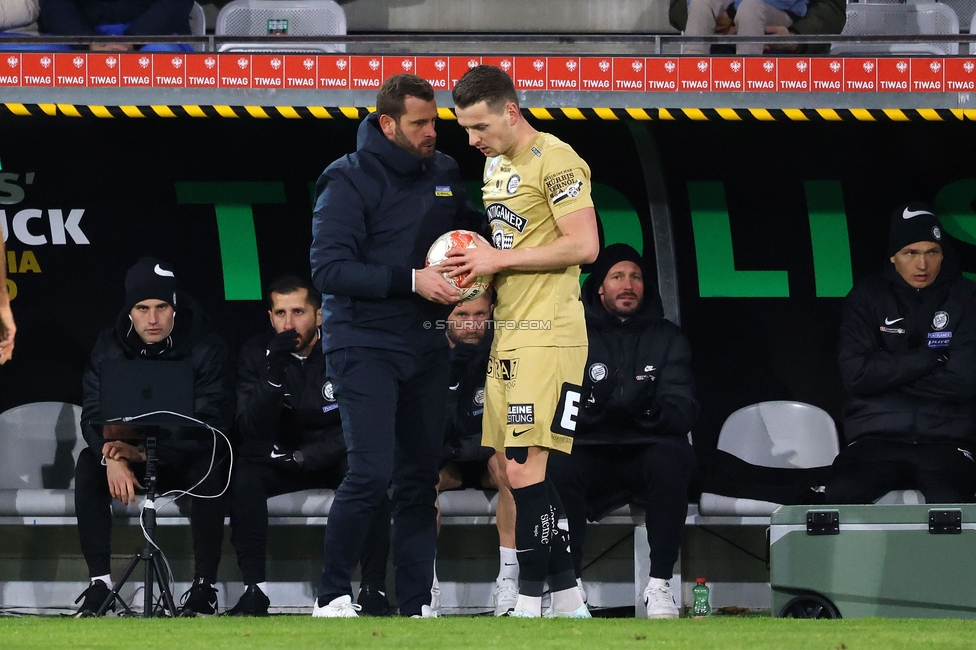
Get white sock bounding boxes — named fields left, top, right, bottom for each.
left=498, top=547, right=518, bottom=582
left=255, top=582, right=268, bottom=596
left=551, top=586, right=585, bottom=613
left=91, top=574, right=111, bottom=587
left=514, top=594, right=542, bottom=616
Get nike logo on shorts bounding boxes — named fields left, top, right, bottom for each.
left=512, top=428, right=532, bottom=437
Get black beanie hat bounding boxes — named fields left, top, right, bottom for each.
left=888, top=202, right=944, bottom=256
left=587, top=243, right=646, bottom=287
left=124, top=257, right=177, bottom=311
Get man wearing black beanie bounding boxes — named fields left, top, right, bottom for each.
left=73, top=257, right=233, bottom=617
left=826, top=202, right=976, bottom=504
left=548, top=243, right=699, bottom=618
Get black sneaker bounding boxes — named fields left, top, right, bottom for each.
left=224, top=584, right=270, bottom=617
left=357, top=584, right=390, bottom=616
left=74, top=581, right=114, bottom=618
left=179, top=577, right=219, bottom=617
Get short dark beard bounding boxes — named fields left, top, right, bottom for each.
left=393, top=125, right=435, bottom=158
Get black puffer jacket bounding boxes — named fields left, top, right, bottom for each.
left=577, top=258, right=699, bottom=445
left=236, top=331, right=345, bottom=472
left=441, top=333, right=494, bottom=465
left=80, top=292, right=233, bottom=461
left=838, top=250, right=976, bottom=444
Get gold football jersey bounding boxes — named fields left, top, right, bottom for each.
left=481, top=132, right=593, bottom=351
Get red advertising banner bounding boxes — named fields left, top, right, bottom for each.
left=349, top=56, right=383, bottom=91
left=778, top=58, right=811, bottom=91
left=157, top=53, right=188, bottom=87
left=54, top=53, right=86, bottom=87
left=577, top=57, right=612, bottom=91
left=0, top=53, right=969, bottom=94
left=547, top=57, right=580, bottom=91
left=911, top=58, right=944, bottom=92
left=744, top=58, right=776, bottom=92
left=678, top=57, right=709, bottom=92
left=614, top=57, right=645, bottom=91
left=515, top=57, right=547, bottom=91
left=0, top=53, right=21, bottom=86
left=251, top=55, right=284, bottom=89
left=449, top=56, right=480, bottom=89
left=415, top=56, right=450, bottom=91
left=843, top=58, right=877, bottom=92
left=284, top=55, right=316, bottom=89
left=810, top=58, right=843, bottom=92
left=876, top=58, right=910, bottom=92
left=711, top=57, right=744, bottom=92
left=21, top=53, right=54, bottom=87
left=318, top=55, right=350, bottom=90
left=945, top=58, right=976, bottom=91
left=645, top=58, right=678, bottom=92
left=120, top=53, right=152, bottom=87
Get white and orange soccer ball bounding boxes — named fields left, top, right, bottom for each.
left=425, top=229, right=493, bottom=302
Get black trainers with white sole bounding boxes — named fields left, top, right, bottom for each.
left=74, top=581, right=115, bottom=618
left=179, top=577, right=219, bottom=617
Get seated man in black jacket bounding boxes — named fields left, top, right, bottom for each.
left=549, top=244, right=698, bottom=619
left=435, top=290, right=518, bottom=616
left=74, top=257, right=233, bottom=617
left=826, top=203, right=976, bottom=505
left=227, top=276, right=392, bottom=616
left=39, top=0, right=194, bottom=51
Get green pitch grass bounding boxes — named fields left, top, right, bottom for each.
left=2, top=617, right=976, bottom=649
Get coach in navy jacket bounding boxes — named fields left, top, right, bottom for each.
left=826, top=202, right=976, bottom=504
left=310, top=74, right=483, bottom=618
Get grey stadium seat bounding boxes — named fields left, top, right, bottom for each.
left=215, top=0, right=346, bottom=53
left=698, top=401, right=840, bottom=517
left=831, top=2, right=960, bottom=55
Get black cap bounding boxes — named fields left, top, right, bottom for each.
left=888, top=202, right=944, bottom=256
left=124, top=257, right=177, bottom=311
left=586, top=243, right=646, bottom=287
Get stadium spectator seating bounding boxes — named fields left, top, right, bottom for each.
left=214, top=0, right=345, bottom=52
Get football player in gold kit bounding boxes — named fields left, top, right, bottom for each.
left=446, top=65, right=599, bottom=618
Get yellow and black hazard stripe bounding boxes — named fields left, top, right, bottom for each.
left=2, top=103, right=973, bottom=122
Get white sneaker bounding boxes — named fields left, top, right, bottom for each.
left=430, top=575, right=441, bottom=616
left=492, top=578, right=519, bottom=617
left=643, top=578, right=679, bottom=619
left=410, top=604, right=439, bottom=618
left=548, top=603, right=591, bottom=619
left=312, top=594, right=361, bottom=618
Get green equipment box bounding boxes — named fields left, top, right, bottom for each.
left=770, top=504, right=976, bottom=619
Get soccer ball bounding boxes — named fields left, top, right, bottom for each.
left=425, top=230, right=493, bottom=302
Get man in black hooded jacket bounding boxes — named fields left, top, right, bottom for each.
left=825, top=202, right=976, bottom=504
left=310, top=74, right=484, bottom=618
left=548, top=243, right=698, bottom=619
left=73, top=257, right=232, bottom=617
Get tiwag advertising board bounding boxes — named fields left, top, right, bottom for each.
left=2, top=116, right=976, bottom=451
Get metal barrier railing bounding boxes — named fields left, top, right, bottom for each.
left=0, top=33, right=975, bottom=55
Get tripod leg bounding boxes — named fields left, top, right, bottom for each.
left=98, top=553, right=141, bottom=617
left=152, top=552, right=178, bottom=617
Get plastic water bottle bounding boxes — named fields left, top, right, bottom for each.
left=692, top=578, right=711, bottom=618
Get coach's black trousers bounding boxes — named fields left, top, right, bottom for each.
left=548, top=438, right=696, bottom=581
left=229, top=457, right=391, bottom=586
left=318, top=346, right=449, bottom=616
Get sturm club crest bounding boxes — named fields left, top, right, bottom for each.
left=588, top=362, right=608, bottom=382
left=933, top=311, right=949, bottom=330
left=322, top=381, right=336, bottom=401
left=507, top=174, right=521, bottom=195
left=473, top=388, right=485, bottom=406
left=933, top=226, right=943, bottom=240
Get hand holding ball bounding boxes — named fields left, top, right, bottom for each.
left=425, top=230, right=494, bottom=303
